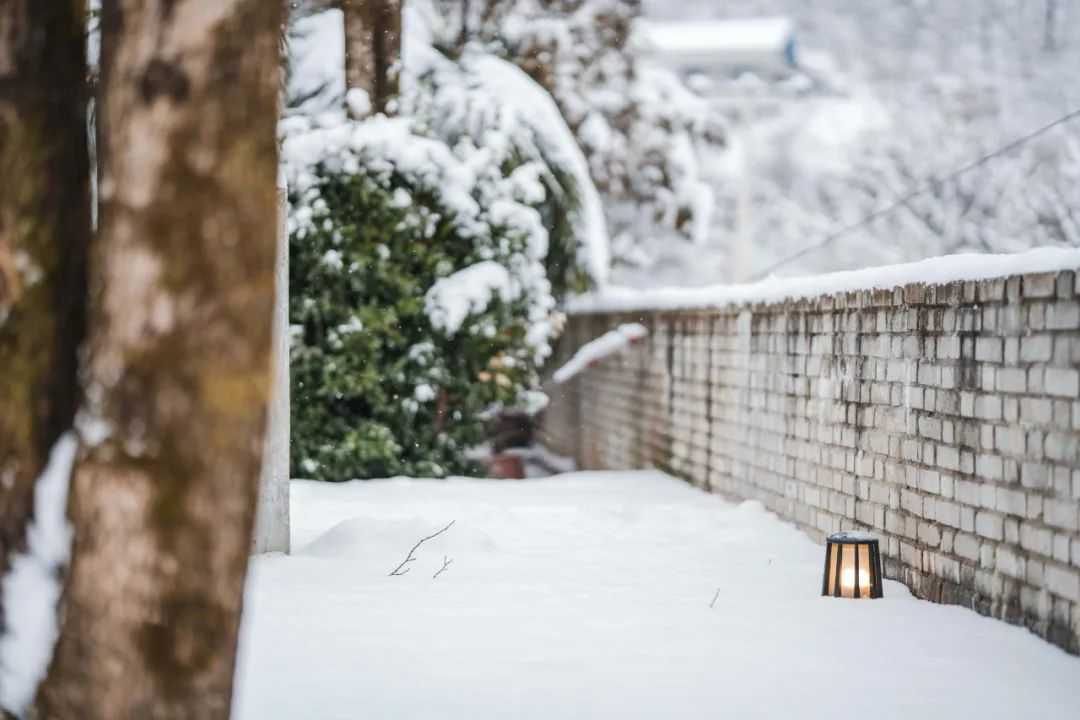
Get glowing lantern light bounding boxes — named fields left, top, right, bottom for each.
left=822, top=532, right=883, bottom=599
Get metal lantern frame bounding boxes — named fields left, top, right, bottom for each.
left=822, top=532, right=884, bottom=599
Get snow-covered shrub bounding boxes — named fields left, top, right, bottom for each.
left=284, top=5, right=611, bottom=293
left=426, top=0, right=726, bottom=279
left=401, top=3, right=610, bottom=293
left=283, top=115, right=557, bottom=480
left=280, top=6, right=619, bottom=479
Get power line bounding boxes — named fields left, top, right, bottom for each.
left=752, top=106, right=1080, bottom=280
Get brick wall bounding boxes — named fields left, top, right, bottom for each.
left=543, top=270, right=1080, bottom=654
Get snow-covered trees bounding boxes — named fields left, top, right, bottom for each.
left=646, top=0, right=1080, bottom=281
left=285, top=114, right=560, bottom=479
left=401, top=7, right=610, bottom=293
left=284, top=3, right=631, bottom=479
left=428, top=0, right=727, bottom=282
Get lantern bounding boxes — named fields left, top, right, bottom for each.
left=822, top=532, right=883, bottom=599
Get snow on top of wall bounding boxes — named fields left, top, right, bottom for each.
left=568, top=247, right=1080, bottom=314
left=552, top=323, right=648, bottom=384
left=0, top=433, right=78, bottom=716
left=425, top=261, right=516, bottom=336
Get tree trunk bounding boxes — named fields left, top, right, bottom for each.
left=0, top=0, right=90, bottom=610
left=35, top=1, right=283, bottom=717
left=342, top=0, right=401, bottom=114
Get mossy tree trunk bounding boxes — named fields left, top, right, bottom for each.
left=35, top=1, right=283, bottom=717
left=0, top=0, right=90, bottom=614
left=342, top=0, right=401, bottom=114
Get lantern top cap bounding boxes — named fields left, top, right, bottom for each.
left=828, top=530, right=877, bottom=543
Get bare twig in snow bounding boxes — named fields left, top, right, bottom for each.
left=433, top=555, right=453, bottom=579
left=388, top=520, right=456, bottom=576
left=709, top=588, right=721, bottom=609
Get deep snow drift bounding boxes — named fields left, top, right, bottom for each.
left=233, top=471, right=1080, bottom=719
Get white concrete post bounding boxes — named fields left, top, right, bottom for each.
left=253, top=183, right=291, bottom=553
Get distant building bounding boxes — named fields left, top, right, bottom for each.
left=636, top=15, right=840, bottom=284
left=637, top=17, right=798, bottom=81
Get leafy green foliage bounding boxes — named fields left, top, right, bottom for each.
left=290, top=165, right=544, bottom=480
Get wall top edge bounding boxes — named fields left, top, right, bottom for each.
left=567, top=247, right=1080, bottom=316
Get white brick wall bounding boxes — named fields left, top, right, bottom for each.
left=546, top=269, right=1080, bottom=655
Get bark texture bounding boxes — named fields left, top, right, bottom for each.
left=342, top=0, right=401, bottom=113
left=0, top=0, right=89, bottom=605
left=35, top=1, right=283, bottom=717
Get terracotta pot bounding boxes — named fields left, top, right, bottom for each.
left=487, top=453, right=525, bottom=479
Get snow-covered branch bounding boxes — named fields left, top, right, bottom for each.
left=551, top=323, right=648, bottom=384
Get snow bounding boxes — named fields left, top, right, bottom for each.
left=829, top=530, right=878, bottom=542
left=462, top=54, right=611, bottom=286
left=795, top=95, right=890, bottom=172
left=285, top=9, right=345, bottom=114
left=86, top=0, right=101, bottom=74
left=502, top=443, right=576, bottom=477
left=425, top=261, right=516, bottom=336
left=344, top=88, right=371, bottom=119
left=414, top=384, right=436, bottom=403
left=233, top=471, right=1080, bottom=719
left=282, top=110, right=558, bottom=358
left=591, top=52, right=726, bottom=285
left=336, top=316, right=363, bottom=335
left=637, top=0, right=1080, bottom=285
left=639, top=17, right=796, bottom=58
left=401, top=12, right=611, bottom=286
left=569, top=246, right=1080, bottom=314
left=282, top=116, right=483, bottom=227
left=0, top=433, right=78, bottom=716
left=0, top=252, right=42, bottom=327
left=518, top=389, right=550, bottom=416
left=284, top=4, right=611, bottom=291
left=551, top=322, right=648, bottom=384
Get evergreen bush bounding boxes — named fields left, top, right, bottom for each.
left=285, top=118, right=558, bottom=479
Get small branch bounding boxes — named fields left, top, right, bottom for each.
left=433, top=555, right=453, bottom=580
left=709, top=588, right=721, bottom=609
left=388, top=520, right=455, bottom=576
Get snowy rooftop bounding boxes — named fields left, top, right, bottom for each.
left=570, top=247, right=1080, bottom=315
left=233, top=472, right=1080, bottom=719
left=638, top=17, right=796, bottom=71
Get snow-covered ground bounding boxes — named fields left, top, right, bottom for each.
left=233, top=471, right=1080, bottom=719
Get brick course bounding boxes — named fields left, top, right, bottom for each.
left=544, top=270, right=1080, bottom=654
